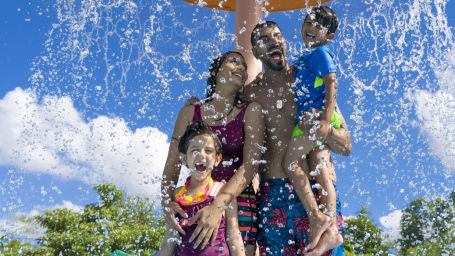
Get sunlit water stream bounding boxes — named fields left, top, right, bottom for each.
left=1, top=0, right=454, bottom=245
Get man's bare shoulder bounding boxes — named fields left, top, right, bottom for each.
left=244, top=73, right=264, bottom=100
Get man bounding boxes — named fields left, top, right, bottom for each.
left=244, top=21, right=352, bottom=256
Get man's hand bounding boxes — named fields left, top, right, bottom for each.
left=185, top=96, right=202, bottom=106
left=163, top=201, right=188, bottom=235
left=188, top=203, right=224, bottom=249
left=299, top=108, right=330, bottom=143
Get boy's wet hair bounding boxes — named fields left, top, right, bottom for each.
left=206, top=51, right=248, bottom=107
left=178, top=121, right=222, bottom=155
left=251, top=20, right=282, bottom=46
left=306, top=6, right=339, bottom=34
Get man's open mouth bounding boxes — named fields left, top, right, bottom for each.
left=267, top=47, right=283, bottom=62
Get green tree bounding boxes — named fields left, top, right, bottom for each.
left=397, top=191, right=455, bottom=255
left=1, top=183, right=166, bottom=256
left=344, top=206, right=389, bottom=256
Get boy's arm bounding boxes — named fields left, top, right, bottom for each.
left=320, top=72, right=338, bottom=129
left=226, top=199, right=246, bottom=256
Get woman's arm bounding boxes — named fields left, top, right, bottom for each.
left=226, top=199, right=246, bottom=256
left=188, top=102, right=265, bottom=249
left=161, top=105, right=195, bottom=234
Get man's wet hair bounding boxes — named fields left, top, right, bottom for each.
left=250, top=21, right=282, bottom=46
left=178, top=121, right=222, bottom=155
left=206, top=51, right=248, bottom=107
left=306, top=6, right=339, bottom=34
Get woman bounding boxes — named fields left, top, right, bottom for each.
left=161, top=51, right=264, bottom=255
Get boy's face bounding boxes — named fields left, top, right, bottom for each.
left=183, top=134, right=221, bottom=182
left=252, top=26, right=288, bottom=71
left=301, top=14, right=334, bottom=49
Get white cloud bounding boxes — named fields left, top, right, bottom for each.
left=0, top=87, right=169, bottom=200
left=412, top=49, right=455, bottom=172
left=0, top=201, right=83, bottom=242
left=379, top=210, right=402, bottom=241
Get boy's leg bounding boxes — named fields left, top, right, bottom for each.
left=304, top=148, right=343, bottom=254
left=281, top=135, right=330, bottom=251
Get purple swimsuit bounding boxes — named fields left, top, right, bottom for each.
left=192, top=104, right=248, bottom=182
left=175, top=194, right=229, bottom=255
left=193, top=104, right=258, bottom=245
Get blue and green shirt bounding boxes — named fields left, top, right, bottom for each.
left=293, top=44, right=337, bottom=123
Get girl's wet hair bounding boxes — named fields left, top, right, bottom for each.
left=206, top=51, right=248, bottom=108
left=178, top=121, right=222, bottom=155
left=306, top=6, right=339, bottom=34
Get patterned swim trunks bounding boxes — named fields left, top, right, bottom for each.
left=257, top=178, right=345, bottom=256
left=237, top=184, right=258, bottom=245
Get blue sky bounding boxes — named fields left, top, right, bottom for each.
left=1, top=0, right=454, bottom=242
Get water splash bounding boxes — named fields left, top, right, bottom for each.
left=1, top=0, right=454, bottom=240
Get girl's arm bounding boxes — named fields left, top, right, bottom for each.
left=188, top=102, right=265, bottom=249
left=226, top=199, right=246, bottom=256
left=159, top=185, right=185, bottom=256
left=158, top=228, right=179, bottom=256
left=161, top=105, right=195, bottom=234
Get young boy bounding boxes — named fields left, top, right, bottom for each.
left=282, top=6, right=344, bottom=254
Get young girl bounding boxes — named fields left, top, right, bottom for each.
left=159, top=121, right=245, bottom=256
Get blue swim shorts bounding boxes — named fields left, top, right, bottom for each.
left=257, top=178, right=345, bottom=256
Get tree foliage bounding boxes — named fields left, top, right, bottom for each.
left=344, top=206, right=389, bottom=256
left=1, top=183, right=166, bottom=256
left=397, top=191, right=455, bottom=255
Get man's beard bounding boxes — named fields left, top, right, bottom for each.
left=265, top=58, right=286, bottom=71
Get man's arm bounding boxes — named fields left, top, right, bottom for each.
left=325, top=104, right=352, bottom=156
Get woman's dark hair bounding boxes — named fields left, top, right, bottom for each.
left=206, top=51, right=249, bottom=108
left=306, top=6, right=339, bottom=34
left=178, top=121, right=222, bottom=155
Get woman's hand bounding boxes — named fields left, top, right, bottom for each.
left=188, top=203, right=224, bottom=249
left=163, top=201, right=188, bottom=235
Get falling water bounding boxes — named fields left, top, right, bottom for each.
left=1, top=0, right=454, bottom=246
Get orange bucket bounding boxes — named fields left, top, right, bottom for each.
left=182, top=0, right=333, bottom=12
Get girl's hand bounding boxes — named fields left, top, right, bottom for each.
left=164, top=201, right=188, bottom=235
left=188, top=203, right=223, bottom=249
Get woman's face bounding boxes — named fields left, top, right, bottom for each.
left=215, top=53, right=247, bottom=89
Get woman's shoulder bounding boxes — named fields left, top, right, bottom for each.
left=179, top=103, right=196, bottom=115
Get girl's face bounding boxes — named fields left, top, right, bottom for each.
left=183, top=134, right=222, bottom=182
left=215, top=53, right=247, bottom=89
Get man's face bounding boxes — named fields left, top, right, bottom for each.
left=252, top=26, right=287, bottom=71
